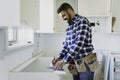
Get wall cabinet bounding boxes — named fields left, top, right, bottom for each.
left=111, top=0, right=120, bottom=33
left=20, top=0, right=39, bottom=30
left=21, top=0, right=78, bottom=33
left=77, top=0, right=112, bottom=33
left=78, top=0, right=111, bottom=16
left=0, top=0, right=20, bottom=26
left=21, top=0, right=55, bottom=32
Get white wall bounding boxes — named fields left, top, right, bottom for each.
left=44, top=33, right=66, bottom=56
left=93, top=32, right=120, bottom=52
left=38, top=33, right=120, bottom=57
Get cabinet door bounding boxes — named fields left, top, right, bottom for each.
left=21, top=0, right=54, bottom=32
left=111, top=0, right=120, bottom=32
left=78, top=0, right=110, bottom=16
left=113, top=56, right=120, bottom=80
left=39, top=0, right=54, bottom=33
left=54, top=0, right=78, bottom=32
left=21, top=0, right=39, bottom=29
left=0, top=0, right=20, bottom=26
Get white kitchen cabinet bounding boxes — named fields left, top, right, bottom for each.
left=111, top=0, right=120, bottom=33
left=21, top=0, right=42, bottom=30
left=78, top=0, right=111, bottom=16
left=109, top=53, right=120, bottom=80
left=20, top=0, right=54, bottom=32
left=78, top=0, right=114, bottom=33
left=21, top=0, right=78, bottom=33
left=114, top=57, right=120, bottom=80
left=39, top=0, right=54, bottom=32
left=0, top=0, right=20, bottom=26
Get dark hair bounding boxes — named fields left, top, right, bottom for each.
left=57, top=3, right=74, bottom=14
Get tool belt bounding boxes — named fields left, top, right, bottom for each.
left=68, top=52, right=99, bottom=74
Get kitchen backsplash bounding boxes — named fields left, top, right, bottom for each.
left=35, top=32, right=120, bottom=56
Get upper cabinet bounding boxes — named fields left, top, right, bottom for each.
left=20, top=0, right=40, bottom=30
left=78, top=0, right=111, bottom=17
left=39, top=0, right=54, bottom=32
left=21, top=0, right=54, bottom=32
left=111, top=0, right=120, bottom=33
left=0, top=0, right=20, bottom=26
left=21, top=0, right=78, bottom=33
left=77, top=0, right=112, bottom=33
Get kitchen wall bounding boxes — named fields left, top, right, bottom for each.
left=44, top=33, right=66, bottom=56
left=36, top=32, right=120, bottom=57
left=93, top=32, right=120, bottom=52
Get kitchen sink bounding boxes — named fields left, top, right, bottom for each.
left=9, top=57, right=67, bottom=80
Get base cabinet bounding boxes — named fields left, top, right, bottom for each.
left=109, top=53, right=120, bottom=80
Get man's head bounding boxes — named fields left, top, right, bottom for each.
left=57, top=3, right=75, bottom=23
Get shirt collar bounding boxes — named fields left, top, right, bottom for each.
left=68, top=14, right=79, bottom=25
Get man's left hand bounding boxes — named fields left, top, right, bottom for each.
left=54, top=60, right=65, bottom=70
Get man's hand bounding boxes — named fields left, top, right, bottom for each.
left=54, top=60, right=65, bottom=70
left=52, top=57, right=60, bottom=66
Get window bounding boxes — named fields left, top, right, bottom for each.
left=8, top=27, right=34, bottom=46
left=8, top=28, right=17, bottom=46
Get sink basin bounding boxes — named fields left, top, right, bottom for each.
left=21, top=57, right=55, bottom=72
left=9, top=57, right=66, bottom=80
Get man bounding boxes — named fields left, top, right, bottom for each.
left=52, top=3, right=95, bottom=80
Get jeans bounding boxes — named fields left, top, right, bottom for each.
left=73, top=62, right=94, bottom=80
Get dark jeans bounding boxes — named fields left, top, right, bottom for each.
left=73, top=62, right=94, bottom=80
left=73, top=71, right=94, bottom=80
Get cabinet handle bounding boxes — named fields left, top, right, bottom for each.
left=53, top=27, right=55, bottom=31
left=114, top=58, right=115, bottom=62
left=114, top=68, right=115, bottom=72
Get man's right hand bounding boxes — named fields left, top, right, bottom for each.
left=52, top=57, right=60, bottom=66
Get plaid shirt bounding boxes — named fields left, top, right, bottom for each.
left=59, top=14, right=94, bottom=63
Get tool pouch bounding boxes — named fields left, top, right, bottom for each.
left=74, top=53, right=99, bottom=72
left=85, top=53, right=99, bottom=72
left=68, top=64, right=78, bottom=75
left=74, top=59, right=86, bottom=72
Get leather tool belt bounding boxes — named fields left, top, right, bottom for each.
left=68, top=52, right=99, bottom=74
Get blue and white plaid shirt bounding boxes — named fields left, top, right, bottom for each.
left=59, top=14, right=94, bottom=63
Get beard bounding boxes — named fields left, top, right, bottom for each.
left=66, top=11, right=72, bottom=24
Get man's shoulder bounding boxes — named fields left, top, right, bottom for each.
left=75, top=14, right=88, bottom=23
left=76, top=14, right=90, bottom=24
left=77, top=14, right=88, bottom=20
